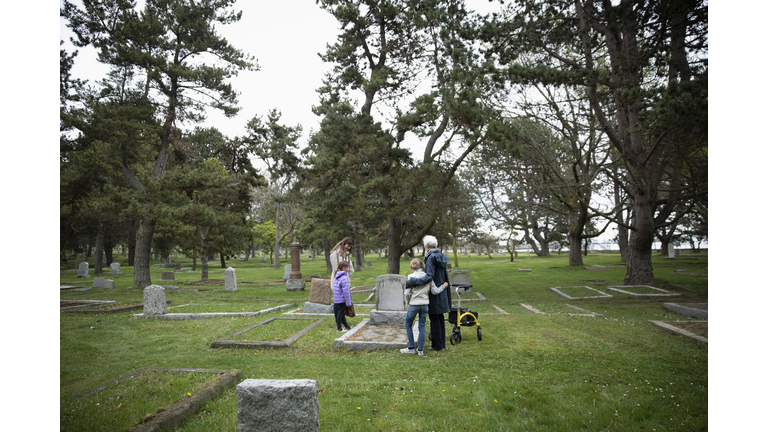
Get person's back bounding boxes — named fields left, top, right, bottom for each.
left=407, top=269, right=431, bottom=305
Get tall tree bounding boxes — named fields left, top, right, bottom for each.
left=307, top=0, right=507, bottom=273
left=481, top=0, right=707, bottom=283
left=62, top=0, right=257, bottom=288
left=241, top=109, right=304, bottom=269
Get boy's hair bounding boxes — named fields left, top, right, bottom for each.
left=337, top=261, right=350, bottom=271
left=409, top=258, right=424, bottom=271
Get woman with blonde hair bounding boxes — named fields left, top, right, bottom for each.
left=330, top=237, right=355, bottom=279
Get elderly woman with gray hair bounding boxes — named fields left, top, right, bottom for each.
left=405, top=235, right=451, bottom=351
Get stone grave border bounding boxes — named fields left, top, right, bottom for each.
left=663, top=302, right=708, bottom=319
left=520, top=303, right=601, bottom=317
left=649, top=320, right=708, bottom=344
left=132, top=303, right=294, bottom=320
left=607, top=285, right=681, bottom=297
left=66, top=367, right=241, bottom=432
left=60, top=300, right=116, bottom=312
left=452, top=292, right=487, bottom=302
left=283, top=304, right=375, bottom=317
left=63, top=301, right=172, bottom=314
left=550, top=286, right=613, bottom=300
left=333, top=319, right=407, bottom=351
left=210, top=317, right=324, bottom=349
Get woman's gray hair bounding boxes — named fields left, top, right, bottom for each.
left=423, top=235, right=438, bottom=249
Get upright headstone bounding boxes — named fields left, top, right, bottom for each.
left=366, top=261, right=372, bottom=268
left=283, top=264, right=292, bottom=281
left=370, top=274, right=407, bottom=326
left=109, top=262, right=122, bottom=275
left=446, top=263, right=451, bottom=271
left=143, top=285, right=167, bottom=315
left=93, top=277, right=105, bottom=288
left=174, top=263, right=181, bottom=271
left=449, top=270, right=472, bottom=294
left=76, top=262, right=90, bottom=278
left=160, top=271, right=175, bottom=281
left=236, top=379, right=319, bottom=432
left=667, top=244, right=675, bottom=258
left=286, top=239, right=307, bottom=291
left=307, top=278, right=332, bottom=305
left=104, top=279, right=117, bottom=289
left=225, top=267, right=237, bottom=292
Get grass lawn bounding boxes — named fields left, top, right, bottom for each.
left=60, top=251, right=708, bottom=431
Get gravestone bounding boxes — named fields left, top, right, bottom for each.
left=307, top=278, right=332, bottom=305
left=667, top=244, right=675, bottom=258
left=446, top=263, right=451, bottom=271
left=261, top=258, right=266, bottom=263
left=449, top=270, right=472, bottom=294
left=109, top=262, right=122, bottom=275
left=366, top=262, right=372, bottom=268
left=675, top=249, right=680, bottom=257
left=225, top=267, right=237, bottom=292
left=174, top=263, right=181, bottom=271
left=160, top=271, right=175, bottom=281
left=143, top=285, right=167, bottom=315
left=93, top=277, right=105, bottom=288
left=104, top=279, right=116, bottom=289
left=236, top=379, right=319, bottom=432
left=76, top=262, right=89, bottom=278
left=283, top=264, right=291, bottom=281
left=370, top=274, right=407, bottom=326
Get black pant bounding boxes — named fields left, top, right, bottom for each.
left=429, top=313, right=446, bottom=350
left=334, top=303, right=350, bottom=330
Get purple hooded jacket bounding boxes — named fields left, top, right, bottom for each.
left=332, top=270, right=352, bottom=306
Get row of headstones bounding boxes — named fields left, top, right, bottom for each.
left=143, top=267, right=238, bottom=315
left=75, top=262, right=122, bottom=278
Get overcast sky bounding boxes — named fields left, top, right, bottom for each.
left=59, top=0, right=504, bottom=153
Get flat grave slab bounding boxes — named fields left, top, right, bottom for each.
left=210, top=317, right=324, bottom=349
left=132, top=304, right=294, bottom=320
left=334, top=320, right=419, bottom=351
left=650, top=320, right=707, bottom=344
left=64, top=367, right=241, bottom=432
left=60, top=300, right=116, bottom=311
left=663, top=302, right=708, bottom=319
left=607, top=285, right=681, bottom=297
left=550, top=286, right=613, bottom=300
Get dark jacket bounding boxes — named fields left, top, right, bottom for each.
left=406, top=248, right=451, bottom=314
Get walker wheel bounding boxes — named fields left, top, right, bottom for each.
left=477, top=326, right=482, bottom=341
left=450, top=331, right=461, bottom=345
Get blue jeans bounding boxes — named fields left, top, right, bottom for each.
left=405, top=304, right=429, bottom=351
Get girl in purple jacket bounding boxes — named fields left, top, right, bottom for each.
left=332, top=261, right=353, bottom=331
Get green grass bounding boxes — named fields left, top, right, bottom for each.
left=61, top=251, right=708, bottom=431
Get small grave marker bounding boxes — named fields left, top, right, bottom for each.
left=225, top=267, right=237, bottom=292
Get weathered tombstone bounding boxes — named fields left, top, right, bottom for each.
left=143, top=285, right=167, bottom=315
left=236, top=379, right=319, bottom=432
left=446, top=263, right=451, bottom=271
left=162, top=285, right=179, bottom=291
left=261, top=257, right=266, bottom=263
left=225, top=267, right=237, bottom=292
left=370, top=274, right=407, bottom=326
left=104, top=279, right=117, bottom=289
left=307, top=278, right=332, bottom=305
left=675, top=249, right=680, bottom=257
left=160, top=271, right=175, bottom=281
left=449, top=270, right=472, bottom=294
left=109, top=262, right=122, bottom=275
left=366, top=262, right=372, bottom=268
left=76, top=262, right=90, bottom=278
left=286, top=239, right=307, bottom=291
left=283, top=264, right=291, bottom=281
left=667, top=244, right=675, bottom=258
left=174, top=263, right=181, bottom=271
left=93, top=277, right=105, bottom=288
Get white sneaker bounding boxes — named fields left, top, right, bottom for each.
left=417, top=350, right=424, bottom=356
left=400, top=348, right=416, bottom=354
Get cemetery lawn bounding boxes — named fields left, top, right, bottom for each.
left=60, top=251, right=708, bottom=431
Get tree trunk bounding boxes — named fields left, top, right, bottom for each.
left=94, top=224, right=105, bottom=274
left=133, top=216, right=155, bottom=289
left=273, top=204, right=281, bottom=269
left=387, top=220, right=402, bottom=274
left=127, top=219, right=136, bottom=267
left=625, top=186, right=656, bottom=284
left=192, top=256, right=197, bottom=271
left=220, top=252, right=226, bottom=268
left=200, top=227, right=210, bottom=281
left=323, top=237, right=332, bottom=273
